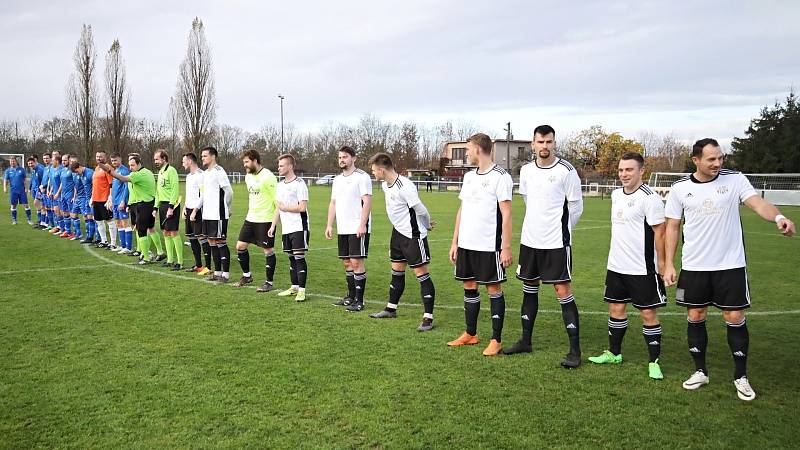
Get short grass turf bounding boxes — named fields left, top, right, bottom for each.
left=1, top=184, right=799, bottom=449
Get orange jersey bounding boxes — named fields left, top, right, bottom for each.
left=91, top=166, right=113, bottom=202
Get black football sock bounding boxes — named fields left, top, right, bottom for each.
left=295, top=255, right=308, bottom=288
left=353, top=271, right=367, bottom=303
left=489, top=291, right=506, bottom=342
left=189, top=237, right=202, bottom=267
left=726, top=318, right=749, bottom=379
left=345, top=270, right=355, bottom=300
left=521, top=283, right=539, bottom=345
left=464, top=288, right=480, bottom=336
left=288, top=255, right=298, bottom=286
left=418, top=273, right=435, bottom=319
left=608, top=316, right=628, bottom=356
left=687, top=318, right=708, bottom=374
left=387, top=270, right=405, bottom=311
left=559, top=294, right=581, bottom=355
left=265, top=251, right=276, bottom=283
left=643, top=324, right=662, bottom=362
left=237, top=249, right=250, bottom=275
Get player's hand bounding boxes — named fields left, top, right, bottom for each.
left=662, top=266, right=677, bottom=287
left=500, top=247, right=513, bottom=268
left=449, top=243, right=458, bottom=265
left=152, top=210, right=157, bottom=218
left=166, top=207, right=173, bottom=218
left=325, top=226, right=333, bottom=240
left=268, top=225, right=276, bottom=238
left=777, top=217, right=795, bottom=237
left=105, top=201, right=112, bottom=211
left=428, top=220, right=437, bottom=231
left=190, top=210, right=197, bottom=221
left=356, top=224, right=367, bottom=238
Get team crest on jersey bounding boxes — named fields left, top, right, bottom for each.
left=481, top=179, right=490, bottom=188
left=548, top=175, right=556, bottom=183
left=717, top=185, right=729, bottom=195
left=685, top=192, right=693, bottom=198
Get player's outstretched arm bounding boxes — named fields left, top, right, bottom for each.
left=743, top=196, right=795, bottom=237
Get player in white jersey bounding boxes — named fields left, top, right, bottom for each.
left=588, top=152, right=667, bottom=379
left=663, top=138, right=796, bottom=401
left=270, top=154, right=310, bottom=301
left=325, top=146, right=373, bottom=312
left=193, top=146, right=234, bottom=282
left=504, top=125, right=584, bottom=368
left=182, top=152, right=210, bottom=274
left=446, top=133, right=514, bottom=356
left=366, top=153, right=436, bottom=331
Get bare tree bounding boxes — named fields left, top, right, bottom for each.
left=104, top=39, right=130, bottom=154
left=66, top=24, right=98, bottom=162
left=176, top=17, right=216, bottom=152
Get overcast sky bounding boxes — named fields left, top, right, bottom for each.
left=2, top=0, right=798, bottom=146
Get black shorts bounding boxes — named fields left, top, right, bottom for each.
left=604, top=270, right=667, bottom=309
left=184, top=208, right=202, bottom=237
left=337, top=233, right=369, bottom=259
left=282, top=230, right=309, bottom=253
left=238, top=220, right=274, bottom=248
left=135, top=201, right=156, bottom=234
left=203, top=219, right=228, bottom=240
left=676, top=268, right=751, bottom=310
left=129, top=202, right=138, bottom=227
left=158, top=203, right=180, bottom=232
left=92, top=201, right=112, bottom=221
left=516, top=244, right=572, bottom=284
left=454, top=247, right=506, bottom=285
left=389, top=228, right=430, bottom=268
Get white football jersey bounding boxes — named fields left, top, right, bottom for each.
left=201, top=165, right=231, bottom=220
left=607, top=184, right=665, bottom=275
left=519, top=158, right=583, bottom=249
left=184, top=169, right=203, bottom=209
left=665, top=170, right=757, bottom=271
left=382, top=175, right=426, bottom=239
left=331, top=169, right=373, bottom=235
left=457, top=165, right=514, bottom=252
left=276, top=177, right=310, bottom=234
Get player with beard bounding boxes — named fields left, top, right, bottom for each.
left=193, top=147, right=234, bottom=282
left=325, top=146, right=373, bottom=312
left=153, top=150, right=183, bottom=269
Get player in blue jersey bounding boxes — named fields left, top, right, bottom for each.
left=26, top=156, right=45, bottom=228
left=110, top=153, right=133, bottom=254
left=57, top=154, right=77, bottom=238
left=65, top=155, right=84, bottom=240
left=46, top=150, right=64, bottom=234
left=69, top=161, right=97, bottom=244
left=3, top=156, right=32, bottom=225
left=40, top=153, right=52, bottom=229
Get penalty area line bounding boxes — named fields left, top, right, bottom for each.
left=81, top=246, right=800, bottom=316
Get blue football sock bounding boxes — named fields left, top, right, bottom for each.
left=25, top=208, right=31, bottom=220
left=125, top=230, right=133, bottom=250
left=73, top=218, right=82, bottom=236
left=11, top=209, right=17, bottom=221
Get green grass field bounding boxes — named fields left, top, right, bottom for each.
left=1, top=184, right=799, bottom=449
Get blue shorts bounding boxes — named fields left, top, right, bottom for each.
left=60, top=197, right=73, bottom=213
left=35, top=190, right=44, bottom=202
left=113, top=205, right=129, bottom=220
left=77, top=199, right=92, bottom=216
left=9, top=191, right=27, bottom=206
left=42, top=196, right=51, bottom=208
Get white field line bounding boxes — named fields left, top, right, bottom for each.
left=0, top=264, right=110, bottom=275
left=82, top=246, right=800, bottom=316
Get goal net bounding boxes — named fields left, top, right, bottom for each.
left=649, top=172, right=800, bottom=205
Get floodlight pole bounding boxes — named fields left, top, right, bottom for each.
left=278, top=94, right=285, bottom=152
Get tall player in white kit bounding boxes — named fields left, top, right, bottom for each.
left=588, top=152, right=667, bottom=380
left=504, top=125, right=584, bottom=368
left=367, top=153, right=436, bottom=332
left=325, top=146, right=373, bottom=312
left=270, top=154, right=311, bottom=302
left=663, top=138, right=795, bottom=401
left=446, top=133, right=514, bottom=356
left=193, top=146, right=234, bottom=283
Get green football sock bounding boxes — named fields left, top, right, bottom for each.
left=164, top=235, right=175, bottom=263
left=139, top=234, right=151, bottom=257
left=150, top=231, right=164, bottom=254
left=173, top=235, right=184, bottom=265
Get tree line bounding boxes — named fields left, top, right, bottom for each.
left=1, top=17, right=797, bottom=177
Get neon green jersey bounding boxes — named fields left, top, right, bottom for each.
left=128, top=168, right=156, bottom=203
left=245, top=167, right=277, bottom=223
left=156, top=164, right=180, bottom=206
